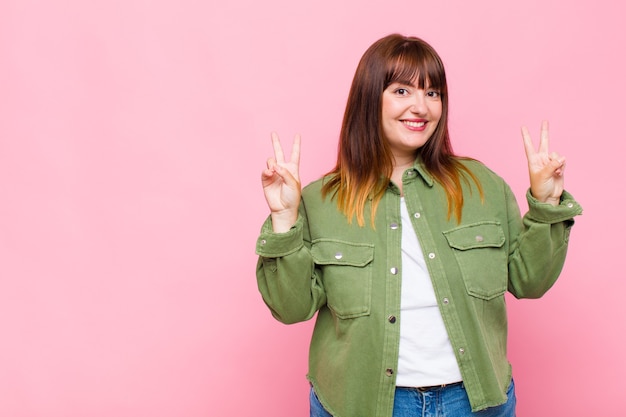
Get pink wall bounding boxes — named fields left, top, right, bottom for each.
left=0, top=0, right=622, bottom=415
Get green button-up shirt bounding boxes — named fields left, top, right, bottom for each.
left=256, top=158, right=582, bottom=416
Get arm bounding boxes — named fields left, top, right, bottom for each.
left=506, top=187, right=582, bottom=298
left=255, top=212, right=327, bottom=324
left=256, top=133, right=327, bottom=323
left=508, top=121, right=582, bottom=298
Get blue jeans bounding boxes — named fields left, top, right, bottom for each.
left=310, top=380, right=516, bottom=417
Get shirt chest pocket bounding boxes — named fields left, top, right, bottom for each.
left=443, top=222, right=508, bottom=300
left=311, top=239, right=374, bottom=319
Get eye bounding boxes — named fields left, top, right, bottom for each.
left=426, top=90, right=441, bottom=98
left=395, top=88, right=409, bottom=95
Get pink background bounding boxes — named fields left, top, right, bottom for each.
left=0, top=0, right=623, bottom=415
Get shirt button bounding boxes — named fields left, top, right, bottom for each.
left=388, top=315, right=397, bottom=324
left=390, top=267, right=398, bottom=275
left=567, top=203, right=574, bottom=208
left=475, top=235, right=484, bottom=242
left=459, top=348, right=466, bottom=355
left=260, top=239, right=267, bottom=245
left=390, top=223, right=399, bottom=230
left=335, top=252, right=343, bottom=260
left=385, top=368, right=394, bottom=376
left=414, top=212, right=421, bottom=219
left=428, top=253, right=436, bottom=259
left=443, top=298, right=449, bottom=305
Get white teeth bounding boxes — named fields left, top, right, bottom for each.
left=403, top=121, right=425, bottom=127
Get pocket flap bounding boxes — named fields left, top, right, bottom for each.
left=443, top=222, right=505, bottom=250
left=311, top=239, right=374, bottom=267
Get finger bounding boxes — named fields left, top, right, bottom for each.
left=549, top=151, right=565, bottom=162
left=261, top=167, right=275, bottom=182
left=539, top=120, right=550, bottom=154
left=262, top=158, right=278, bottom=184
left=554, top=163, right=565, bottom=176
left=273, top=162, right=300, bottom=188
left=290, top=134, right=301, bottom=165
left=521, top=126, right=535, bottom=159
left=550, top=152, right=566, bottom=169
left=271, top=132, right=285, bottom=163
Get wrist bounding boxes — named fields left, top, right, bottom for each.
left=542, top=196, right=560, bottom=207
left=270, top=210, right=298, bottom=233
left=529, top=188, right=561, bottom=207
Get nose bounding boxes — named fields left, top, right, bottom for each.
left=410, top=92, right=427, bottom=115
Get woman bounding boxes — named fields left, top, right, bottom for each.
left=255, top=34, right=582, bottom=417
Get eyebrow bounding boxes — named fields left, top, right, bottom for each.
left=388, top=80, right=436, bottom=90
left=388, top=80, right=417, bottom=89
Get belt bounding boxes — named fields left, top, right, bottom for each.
left=415, top=381, right=463, bottom=392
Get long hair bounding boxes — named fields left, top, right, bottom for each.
left=322, top=34, right=483, bottom=226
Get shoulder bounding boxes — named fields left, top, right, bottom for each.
left=301, top=175, right=336, bottom=207
left=454, top=157, right=516, bottom=199
left=302, top=176, right=329, bottom=196
left=456, top=157, right=506, bottom=183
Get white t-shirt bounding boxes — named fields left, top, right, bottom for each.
left=395, top=198, right=463, bottom=387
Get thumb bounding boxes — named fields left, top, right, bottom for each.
left=550, top=153, right=565, bottom=169
left=274, top=163, right=300, bottom=188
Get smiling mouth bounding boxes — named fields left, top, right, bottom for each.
left=402, top=120, right=426, bottom=128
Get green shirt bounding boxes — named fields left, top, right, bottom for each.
left=255, top=158, right=582, bottom=416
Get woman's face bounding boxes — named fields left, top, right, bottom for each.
left=381, top=80, right=442, bottom=162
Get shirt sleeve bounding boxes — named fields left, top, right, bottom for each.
left=506, top=188, right=583, bottom=299
left=255, top=214, right=327, bottom=324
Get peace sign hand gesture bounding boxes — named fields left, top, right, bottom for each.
left=522, top=120, right=565, bottom=206
left=261, top=132, right=302, bottom=232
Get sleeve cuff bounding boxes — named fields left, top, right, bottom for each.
left=525, top=189, right=583, bottom=223
left=255, top=215, right=304, bottom=257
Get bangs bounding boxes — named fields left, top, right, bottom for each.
left=385, top=42, right=446, bottom=90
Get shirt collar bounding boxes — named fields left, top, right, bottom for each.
left=410, top=157, right=434, bottom=187
left=386, top=157, right=434, bottom=195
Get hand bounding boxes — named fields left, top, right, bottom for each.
left=521, top=120, right=565, bottom=206
left=261, top=132, right=302, bottom=232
